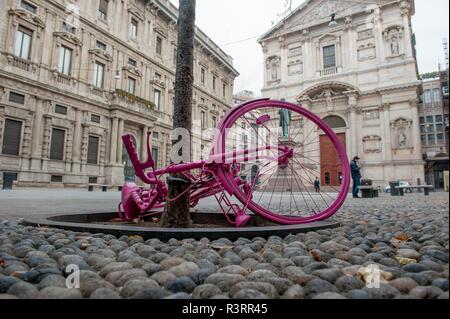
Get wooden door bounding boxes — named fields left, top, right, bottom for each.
left=320, top=133, right=346, bottom=187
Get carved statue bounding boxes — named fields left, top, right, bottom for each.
left=279, top=108, right=292, bottom=138
left=398, top=128, right=407, bottom=148
left=390, top=36, right=400, bottom=55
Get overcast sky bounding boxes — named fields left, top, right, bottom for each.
left=170, top=0, right=449, bottom=95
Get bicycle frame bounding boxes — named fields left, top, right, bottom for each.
left=120, top=131, right=288, bottom=226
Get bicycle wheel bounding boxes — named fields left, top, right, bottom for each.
left=213, top=99, right=350, bottom=225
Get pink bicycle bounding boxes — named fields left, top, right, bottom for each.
left=119, top=99, right=350, bottom=227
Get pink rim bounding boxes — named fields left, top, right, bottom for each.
left=214, top=99, right=350, bottom=225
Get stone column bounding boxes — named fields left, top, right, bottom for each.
left=109, top=117, right=119, bottom=164
left=116, top=118, right=124, bottom=164
left=382, top=103, right=393, bottom=161
left=30, top=98, right=45, bottom=170
left=71, top=108, right=83, bottom=173
left=401, top=4, right=413, bottom=58
left=348, top=94, right=359, bottom=157
left=410, top=100, right=422, bottom=159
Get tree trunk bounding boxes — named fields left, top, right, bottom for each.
left=161, top=0, right=196, bottom=228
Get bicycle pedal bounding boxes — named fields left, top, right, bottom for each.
left=235, top=214, right=251, bottom=228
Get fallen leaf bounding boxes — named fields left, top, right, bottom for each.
left=10, top=271, right=26, bottom=278
left=395, top=256, right=417, bottom=265
left=309, top=250, right=322, bottom=262
left=394, top=234, right=412, bottom=241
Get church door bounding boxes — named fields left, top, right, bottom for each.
left=320, top=133, right=346, bottom=187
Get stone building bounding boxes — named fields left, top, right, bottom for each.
left=419, top=77, right=449, bottom=189
left=0, top=0, right=238, bottom=189
left=258, top=0, right=424, bottom=187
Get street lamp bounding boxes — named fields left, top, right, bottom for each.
left=329, top=13, right=338, bottom=28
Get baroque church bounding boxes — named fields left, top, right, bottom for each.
left=259, top=0, right=424, bottom=187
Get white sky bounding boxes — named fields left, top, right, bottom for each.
left=169, top=0, right=449, bottom=95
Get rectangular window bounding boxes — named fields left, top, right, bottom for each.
left=323, top=45, right=336, bottom=69
left=428, top=134, right=436, bottom=144
left=212, top=116, right=217, bottom=129
left=421, top=135, right=426, bottom=144
left=201, top=111, right=206, bottom=129
left=2, top=119, right=22, bottom=156
left=91, top=114, right=101, bottom=124
left=153, top=132, right=159, bottom=139
left=154, top=89, right=161, bottom=110
left=420, top=125, right=426, bottom=134
left=223, top=83, right=226, bottom=98
left=55, top=105, right=68, bottom=115
left=15, top=26, right=33, bottom=60
left=51, top=175, right=63, bottom=183
left=152, top=147, right=159, bottom=168
left=93, top=62, right=105, bottom=88
left=58, top=45, right=72, bottom=76
left=435, top=115, right=443, bottom=123
left=127, top=78, right=136, bottom=95
left=88, top=176, right=98, bottom=184
left=87, top=135, right=100, bottom=164
left=98, top=0, right=108, bottom=20
left=436, top=123, right=443, bottom=132
left=432, top=88, right=441, bottom=105
left=212, top=76, right=217, bottom=91
left=426, top=116, right=434, bottom=123
left=201, top=68, right=206, bottom=85
left=96, top=41, right=107, bottom=51
left=50, top=128, right=65, bottom=161
left=9, top=92, right=25, bottom=104
left=128, top=58, right=137, bottom=67
left=419, top=117, right=425, bottom=124
left=129, top=19, right=138, bottom=39
left=21, top=0, right=37, bottom=14
left=427, top=124, right=434, bottom=133
left=423, top=91, right=432, bottom=106
left=437, top=133, right=444, bottom=141
left=156, top=36, right=162, bottom=56
left=173, top=48, right=177, bottom=65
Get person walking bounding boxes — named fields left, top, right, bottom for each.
left=350, top=156, right=362, bottom=198
left=314, top=177, right=321, bottom=193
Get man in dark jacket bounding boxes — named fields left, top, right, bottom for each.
left=350, top=156, right=362, bottom=198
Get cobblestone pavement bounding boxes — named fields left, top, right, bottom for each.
left=0, top=190, right=448, bottom=299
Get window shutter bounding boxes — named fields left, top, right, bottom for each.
left=2, top=119, right=22, bottom=156
left=87, top=136, right=99, bottom=164
left=50, top=128, right=65, bottom=161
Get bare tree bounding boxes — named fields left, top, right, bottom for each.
left=161, top=0, right=196, bottom=228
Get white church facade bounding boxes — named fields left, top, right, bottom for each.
left=259, top=0, right=424, bottom=187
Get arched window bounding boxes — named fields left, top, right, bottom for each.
left=323, top=115, right=346, bottom=129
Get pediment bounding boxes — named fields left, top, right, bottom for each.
left=260, top=0, right=392, bottom=41
left=53, top=32, right=83, bottom=47
left=9, top=9, right=45, bottom=29
left=89, top=49, right=113, bottom=62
